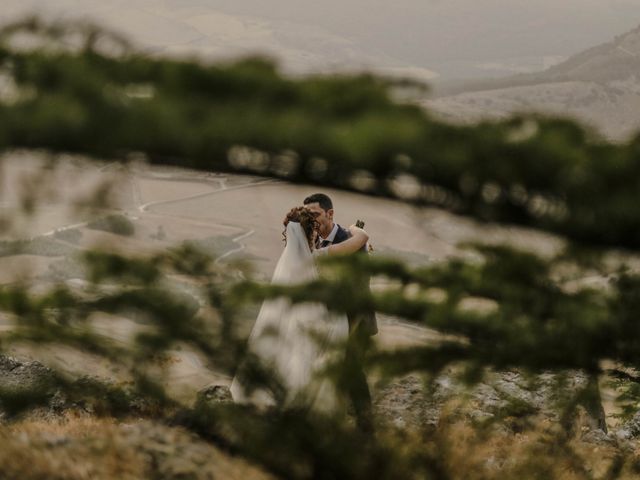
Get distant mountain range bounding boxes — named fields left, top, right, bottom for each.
left=428, top=24, right=640, bottom=141
left=3, top=1, right=638, bottom=140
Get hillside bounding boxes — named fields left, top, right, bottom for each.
left=541, top=24, right=640, bottom=83
left=428, top=24, right=640, bottom=141
left=435, top=24, right=640, bottom=96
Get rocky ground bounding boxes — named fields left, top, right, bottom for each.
left=2, top=160, right=640, bottom=478
left=0, top=355, right=273, bottom=480
left=426, top=79, right=640, bottom=143
left=4, top=354, right=640, bottom=479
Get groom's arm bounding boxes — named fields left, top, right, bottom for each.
left=335, top=225, right=369, bottom=253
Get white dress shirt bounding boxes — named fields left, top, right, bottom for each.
left=318, top=223, right=339, bottom=247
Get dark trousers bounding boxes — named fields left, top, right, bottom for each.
left=343, top=317, right=374, bottom=433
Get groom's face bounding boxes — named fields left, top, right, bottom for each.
left=305, top=202, right=333, bottom=231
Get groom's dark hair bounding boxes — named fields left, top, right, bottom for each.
left=303, top=193, right=333, bottom=211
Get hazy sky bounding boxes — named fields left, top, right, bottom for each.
left=200, top=0, right=640, bottom=76
left=2, top=0, right=640, bottom=78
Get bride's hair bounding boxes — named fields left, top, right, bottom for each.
left=283, top=206, right=320, bottom=249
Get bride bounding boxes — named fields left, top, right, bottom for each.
left=230, top=206, right=369, bottom=413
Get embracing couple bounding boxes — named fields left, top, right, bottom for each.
left=230, top=193, right=377, bottom=432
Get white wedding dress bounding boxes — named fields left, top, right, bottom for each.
left=230, top=222, right=349, bottom=413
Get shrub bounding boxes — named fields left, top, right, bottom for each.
left=87, top=215, right=135, bottom=237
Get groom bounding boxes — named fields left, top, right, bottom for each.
left=304, top=193, right=377, bottom=433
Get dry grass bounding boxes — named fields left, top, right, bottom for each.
left=3, top=404, right=640, bottom=479
left=0, top=413, right=274, bottom=480
left=0, top=415, right=145, bottom=480
left=425, top=408, right=638, bottom=480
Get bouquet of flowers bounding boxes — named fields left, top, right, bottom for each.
left=355, top=219, right=374, bottom=252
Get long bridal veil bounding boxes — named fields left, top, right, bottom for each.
left=230, top=222, right=348, bottom=413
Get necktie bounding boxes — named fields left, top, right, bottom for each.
left=320, top=239, right=331, bottom=248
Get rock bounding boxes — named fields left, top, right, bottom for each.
left=373, top=368, right=608, bottom=440
left=0, top=356, right=165, bottom=420
left=374, top=375, right=443, bottom=430
left=392, top=416, right=407, bottom=429
left=195, top=385, right=233, bottom=408
left=69, top=375, right=161, bottom=416
left=581, top=427, right=615, bottom=445
left=166, top=385, right=240, bottom=449
left=615, top=428, right=633, bottom=441
left=0, top=356, right=57, bottom=393
left=615, top=410, right=640, bottom=440
left=0, top=355, right=59, bottom=417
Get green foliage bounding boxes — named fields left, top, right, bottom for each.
left=608, top=369, right=640, bottom=421
left=0, top=244, right=248, bottom=411
left=87, top=214, right=135, bottom=236
left=185, top=403, right=434, bottom=480
left=2, top=17, right=640, bottom=479
left=2, top=18, right=640, bottom=249
left=229, top=247, right=621, bottom=374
